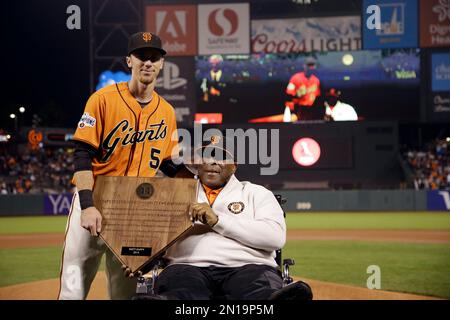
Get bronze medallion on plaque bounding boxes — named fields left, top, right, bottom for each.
left=136, top=183, right=154, bottom=199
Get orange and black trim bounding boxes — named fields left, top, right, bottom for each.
left=115, top=83, right=138, bottom=176
left=137, top=95, right=161, bottom=175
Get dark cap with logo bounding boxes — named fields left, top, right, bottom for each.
left=127, top=32, right=167, bottom=56
left=182, top=135, right=237, bottom=175
left=304, top=56, right=317, bottom=66
left=194, top=135, right=235, bottom=163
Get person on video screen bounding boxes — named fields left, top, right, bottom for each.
left=201, top=54, right=226, bottom=103
left=323, top=88, right=358, bottom=122
left=285, top=56, right=321, bottom=121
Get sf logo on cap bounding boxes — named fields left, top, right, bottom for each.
left=142, top=32, right=152, bottom=42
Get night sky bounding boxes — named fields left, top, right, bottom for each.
left=1, top=0, right=90, bottom=130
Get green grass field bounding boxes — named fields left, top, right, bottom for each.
left=1, top=213, right=449, bottom=235
left=0, top=216, right=67, bottom=234
left=0, top=246, right=105, bottom=287
left=286, top=212, right=450, bottom=230
left=0, top=246, right=65, bottom=287
left=0, top=214, right=449, bottom=298
left=284, top=240, right=450, bottom=299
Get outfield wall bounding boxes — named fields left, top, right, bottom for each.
left=0, top=190, right=448, bottom=216
left=0, top=193, right=73, bottom=216
left=275, top=190, right=428, bottom=212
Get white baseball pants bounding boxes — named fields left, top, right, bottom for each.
left=58, top=192, right=137, bottom=300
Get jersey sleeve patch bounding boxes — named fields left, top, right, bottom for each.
left=78, top=112, right=97, bottom=129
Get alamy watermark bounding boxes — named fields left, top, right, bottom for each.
left=366, top=265, right=381, bottom=290
left=366, top=5, right=382, bottom=31
left=65, top=265, right=81, bottom=291
left=171, top=124, right=280, bottom=176
left=66, top=5, right=81, bottom=30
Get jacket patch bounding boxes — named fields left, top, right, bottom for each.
left=227, top=202, right=245, bottom=214
left=78, top=112, right=96, bottom=128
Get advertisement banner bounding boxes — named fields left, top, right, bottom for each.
left=429, top=53, right=450, bottom=120
left=431, top=52, right=450, bottom=92
left=251, top=16, right=361, bottom=54
left=280, top=136, right=353, bottom=170
left=146, top=5, right=198, bottom=56
left=198, top=3, right=250, bottom=55
left=155, top=57, right=196, bottom=126
left=429, top=92, right=450, bottom=120
left=420, top=0, right=450, bottom=48
left=362, top=0, right=418, bottom=49
left=44, top=193, right=73, bottom=215
left=427, top=190, right=450, bottom=211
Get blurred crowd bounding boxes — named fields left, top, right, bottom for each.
left=405, top=138, right=450, bottom=190
left=0, top=147, right=75, bottom=194
left=1, top=137, right=449, bottom=194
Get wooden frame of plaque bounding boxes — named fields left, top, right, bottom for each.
left=93, top=176, right=198, bottom=273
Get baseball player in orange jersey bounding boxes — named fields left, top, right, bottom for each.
left=58, top=32, right=183, bottom=300
left=285, top=57, right=321, bottom=121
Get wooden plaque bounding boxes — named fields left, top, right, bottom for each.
left=93, top=176, right=197, bottom=273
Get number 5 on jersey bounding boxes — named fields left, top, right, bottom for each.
left=150, top=148, right=161, bottom=169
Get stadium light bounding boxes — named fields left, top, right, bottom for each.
left=342, top=54, right=354, bottom=66
left=10, top=113, right=18, bottom=132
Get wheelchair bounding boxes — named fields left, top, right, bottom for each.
left=133, top=194, right=313, bottom=300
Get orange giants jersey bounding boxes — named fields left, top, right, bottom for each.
left=285, top=72, right=320, bottom=107
left=73, top=82, right=179, bottom=180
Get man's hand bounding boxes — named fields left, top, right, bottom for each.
left=190, top=202, right=218, bottom=227
left=80, top=207, right=102, bottom=236
left=121, top=265, right=143, bottom=278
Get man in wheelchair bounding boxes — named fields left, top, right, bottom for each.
left=141, top=137, right=312, bottom=300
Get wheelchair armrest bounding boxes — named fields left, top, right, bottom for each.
left=282, top=258, right=295, bottom=286
left=135, top=258, right=169, bottom=295
left=275, top=194, right=287, bottom=205
left=283, top=258, right=295, bottom=266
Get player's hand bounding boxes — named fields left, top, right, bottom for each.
left=80, top=207, right=102, bottom=236
left=190, top=202, right=218, bottom=227
left=121, top=265, right=143, bottom=278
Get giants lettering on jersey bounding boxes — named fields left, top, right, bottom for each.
left=101, top=119, right=167, bottom=162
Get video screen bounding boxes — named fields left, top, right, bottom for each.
left=195, top=49, right=420, bottom=123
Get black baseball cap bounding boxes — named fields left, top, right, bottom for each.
left=127, top=32, right=167, bottom=56
left=305, top=56, right=317, bottom=66
left=182, top=135, right=236, bottom=175
left=326, top=88, right=341, bottom=97
left=192, top=136, right=235, bottom=163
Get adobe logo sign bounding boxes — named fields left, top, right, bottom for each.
left=146, top=5, right=197, bottom=56
left=292, top=138, right=321, bottom=167
left=198, top=3, right=250, bottom=55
